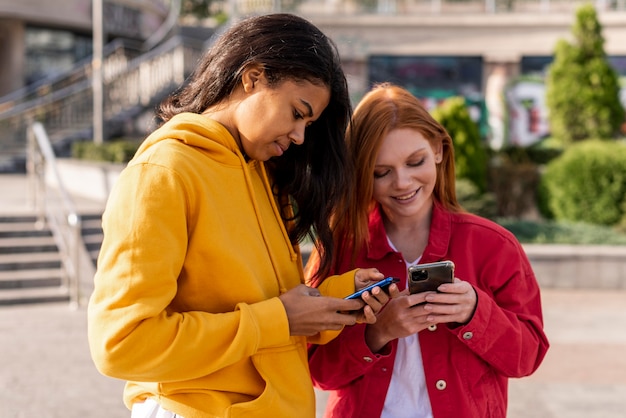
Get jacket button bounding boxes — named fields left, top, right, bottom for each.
left=436, top=380, right=447, bottom=390
left=428, top=324, right=437, bottom=331
left=463, top=332, right=473, bottom=340
left=363, top=356, right=373, bottom=363
left=381, top=367, right=388, bottom=372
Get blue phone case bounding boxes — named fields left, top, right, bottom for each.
left=344, top=277, right=399, bottom=300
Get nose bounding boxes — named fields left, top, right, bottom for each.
left=393, top=168, right=412, bottom=189
left=289, top=124, right=306, bottom=145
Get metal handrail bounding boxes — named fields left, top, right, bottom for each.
left=26, top=121, right=96, bottom=309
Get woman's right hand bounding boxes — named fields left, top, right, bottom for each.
left=279, top=284, right=372, bottom=336
left=364, top=290, right=435, bottom=353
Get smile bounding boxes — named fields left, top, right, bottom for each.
left=394, top=190, right=418, bottom=201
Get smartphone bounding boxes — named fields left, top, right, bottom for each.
left=408, top=260, right=455, bottom=294
left=344, top=277, right=400, bottom=300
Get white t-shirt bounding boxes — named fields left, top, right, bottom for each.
left=381, top=239, right=433, bottom=418
left=131, top=398, right=179, bottom=418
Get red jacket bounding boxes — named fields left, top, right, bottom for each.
left=308, top=203, right=549, bottom=418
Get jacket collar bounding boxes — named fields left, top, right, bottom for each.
left=366, top=202, right=452, bottom=261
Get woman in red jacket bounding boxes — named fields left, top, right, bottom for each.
left=306, top=83, right=549, bottom=418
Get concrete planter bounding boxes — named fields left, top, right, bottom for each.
left=524, top=244, right=626, bottom=290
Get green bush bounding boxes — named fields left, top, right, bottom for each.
left=432, top=96, right=489, bottom=193
left=456, top=178, right=497, bottom=219
left=72, top=139, right=141, bottom=163
left=539, top=139, right=626, bottom=226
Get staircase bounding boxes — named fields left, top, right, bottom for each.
left=0, top=212, right=103, bottom=306
left=0, top=34, right=207, bottom=172
left=81, top=213, right=104, bottom=267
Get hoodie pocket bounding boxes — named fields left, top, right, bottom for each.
left=227, top=343, right=315, bottom=418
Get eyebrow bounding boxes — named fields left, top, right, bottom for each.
left=300, top=99, right=314, bottom=117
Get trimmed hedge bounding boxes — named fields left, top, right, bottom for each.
left=72, top=139, right=141, bottom=164
left=539, top=139, right=626, bottom=226
left=498, top=218, right=626, bottom=245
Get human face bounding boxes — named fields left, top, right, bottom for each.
left=235, top=75, right=330, bottom=161
left=372, top=128, right=442, bottom=223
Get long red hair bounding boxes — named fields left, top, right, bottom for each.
left=309, top=83, right=463, bottom=285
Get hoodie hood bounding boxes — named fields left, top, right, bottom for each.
left=134, top=113, right=243, bottom=166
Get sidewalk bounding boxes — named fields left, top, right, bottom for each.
left=1, top=289, right=626, bottom=418
left=0, top=173, right=105, bottom=216
left=2, top=173, right=626, bottom=417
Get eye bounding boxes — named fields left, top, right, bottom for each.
left=374, top=169, right=390, bottom=179
left=294, top=109, right=304, bottom=120
left=408, top=157, right=426, bottom=167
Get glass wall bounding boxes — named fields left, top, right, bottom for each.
left=24, top=27, right=92, bottom=85
left=368, top=55, right=488, bottom=135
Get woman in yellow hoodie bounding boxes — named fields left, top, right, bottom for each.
left=88, top=13, right=392, bottom=418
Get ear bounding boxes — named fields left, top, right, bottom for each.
left=241, top=64, right=265, bottom=93
left=434, top=141, right=444, bottom=164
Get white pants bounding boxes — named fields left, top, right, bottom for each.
left=131, top=398, right=180, bottom=418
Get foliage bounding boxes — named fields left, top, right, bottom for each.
left=539, top=139, right=626, bottom=226
left=181, top=0, right=212, bottom=18
left=497, top=141, right=562, bottom=166
left=488, top=156, right=540, bottom=218
left=432, top=96, right=489, bottom=193
left=72, top=139, right=141, bottom=164
left=545, top=3, right=624, bottom=143
left=456, top=178, right=497, bottom=219
left=497, top=218, right=626, bottom=245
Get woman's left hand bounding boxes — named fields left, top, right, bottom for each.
left=422, top=278, right=478, bottom=325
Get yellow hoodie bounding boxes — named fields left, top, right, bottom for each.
left=87, top=113, right=355, bottom=417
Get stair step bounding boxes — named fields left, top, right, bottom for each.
left=0, top=252, right=62, bottom=271
left=0, top=214, right=38, bottom=223
left=0, top=286, right=70, bottom=306
left=0, top=252, right=62, bottom=264
left=89, top=249, right=100, bottom=262
left=0, top=229, right=52, bottom=240
left=0, top=212, right=102, bottom=305
left=0, top=221, right=42, bottom=232
left=0, top=236, right=58, bottom=253
left=0, top=268, right=65, bottom=287
left=83, top=233, right=104, bottom=245
left=0, top=221, right=50, bottom=237
left=81, top=217, right=102, bottom=227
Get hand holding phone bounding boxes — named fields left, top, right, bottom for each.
left=344, top=277, right=400, bottom=300
left=408, top=261, right=454, bottom=294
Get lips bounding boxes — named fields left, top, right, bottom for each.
left=277, top=140, right=292, bottom=154
left=393, top=189, right=418, bottom=201
left=273, top=141, right=289, bottom=156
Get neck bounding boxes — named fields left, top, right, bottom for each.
left=382, top=203, right=433, bottom=262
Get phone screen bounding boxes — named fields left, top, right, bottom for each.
left=344, top=277, right=399, bottom=300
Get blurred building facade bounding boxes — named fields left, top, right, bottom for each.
left=296, top=0, right=626, bottom=147
left=0, top=0, right=172, bottom=97
left=1, top=0, right=626, bottom=171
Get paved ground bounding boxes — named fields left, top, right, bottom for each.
left=2, top=173, right=626, bottom=417
left=2, top=289, right=626, bottom=418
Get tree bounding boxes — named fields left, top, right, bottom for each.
left=545, top=4, right=624, bottom=143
